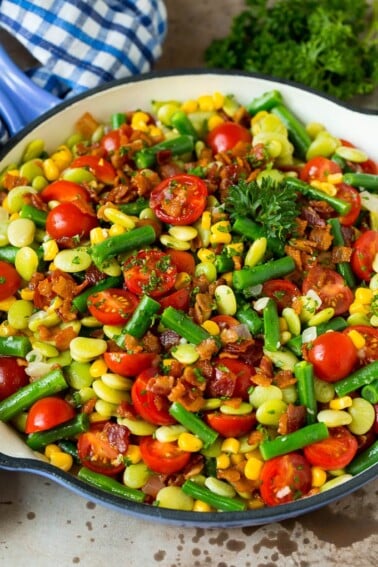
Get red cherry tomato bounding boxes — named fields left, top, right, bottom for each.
left=340, top=140, right=377, bottom=174
left=343, top=325, right=378, bottom=365
left=0, top=261, right=21, bottom=300
left=302, top=265, right=353, bottom=316
left=123, top=249, right=177, bottom=298
left=306, top=331, right=358, bottom=382
left=25, top=396, right=75, bottom=433
left=46, top=202, right=98, bottom=240
left=87, top=288, right=139, bottom=325
left=139, top=436, right=191, bottom=474
left=167, top=249, right=196, bottom=275
left=214, top=358, right=254, bottom=400
left=300, top=156, right=341, bottom=182
left=69, top=155, right=116, bottom=184
left=259, top=453, right=312, bottom=506
left=103, top=352, right=158, bottom=377
left=304, top=426, right=358, bottom=470
left=206, top=122, right=252, bottom=153
left=40, top=180, right=90, bottom=204
left=100, top=124, right=133, bottom=154
left=262, top=279, right=301, bottom=312
left=131, top=368, right=175, bottom=425
left=149, top=174, right=207, bottom=226
left=351, top=230, right=378, bottom=281
left=159, top=287, right=191, bottom=312
left=336, top=183, right=361, bottom=226
left=77, top=421, right=130, bottom=476
left=0, top=356, right=28, bottom=401
left=205, top=412, right=256, bottom=437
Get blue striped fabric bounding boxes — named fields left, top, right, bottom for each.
left=0, top=0, right=167, bottom=143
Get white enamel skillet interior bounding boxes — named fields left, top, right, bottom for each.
left=0, top=70, right=377, bottom=527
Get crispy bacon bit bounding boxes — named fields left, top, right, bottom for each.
left=183, top=454, right=205, bottom=479
left=75, top=112, right=100, bottom=138
left=193, top=292, right=213, bottom=324
left=274, top=370, right=297, bottom=389
left=248, top=429, right=264, bottom=447
left=309, top=225, right=333, bottom=250
left=196, top=337, right=219, bottom=361
left=117, top=401, right=137, bottom=419
left=123, top=333, right=143, bottom=353
left=2, top=173, right=29, bottom=190
left=284, top=244, right=303, bottom=271
left=146, top=374, right=175, bottom=396
left=332, top=245, right=353, bottom=263
left=38, top=325, right=78, bottom=351
left=141, top=331, right=161, bottom=353
left=301, top=205, right=326, bottom=228
left=278, top=403, right=307, bottom=435
left=168, top=366, right=206, bottom=411
left=160, top=329, right=181, bottom=351
left=206, top=364, right=236, bottom=398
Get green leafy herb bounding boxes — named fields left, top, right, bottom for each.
left=205, top=0, right=378, bottom=102
left=225, top=177, right=300, bottom=242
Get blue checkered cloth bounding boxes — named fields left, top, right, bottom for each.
left=0, top=0, right=167, bottom=143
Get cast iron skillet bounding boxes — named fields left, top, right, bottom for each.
left=0, top=58, right=377, bottom=527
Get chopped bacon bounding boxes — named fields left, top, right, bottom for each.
left=301, top=205, right=326, bottom=228
left=247, top=429, right=264, bottom=447
left=193, top=292, right=213, bottom=324
left=141, top=331, right=161, bottom=353
left=206, top=365, right=236, bottom=398
left=196, top=337, right=219, bottom=361
left=38, top=324, right=78, bottom=351
left=160, top=329, right=181, bottom=351
left=146, top=374, right=175, bottom=396
left=2, top=172, right=29, bottom=190
left=278, top=403, right=306, bottom=435
left=274, top=370, right=297, bottom=389
left=75, top=112, right=100, bottom=138
left=285, top=244, right=303, bottom=271
left=332, top=245, right=353, bottom=263
left=309, top=225, right=333, bottom=250
left=168, top=366, right=206, bottom=411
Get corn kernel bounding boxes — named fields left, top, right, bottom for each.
left=251, top=111, right=269, bottom=127
left=0, top=296, right=17, bottom=311
left=174, top=272, right=191, bottom=289
left=0, top=321, right=16, bottom=337
left=230, top=453, right=245, bottom=465
left=90, top=227, right=108, bottom=245
left=212, top=92, right=225, bottom=109
left=43, top=158, right=60, bottom=181
left=245, top=456, right=264, bottom=480
left=180, top=99, right=198, bottom=113
left=221, top=437, right=240, bottom=454
left=197, top=248, right=216, bottom=263
left=90, top=358, right=108, bottom=378
left=207, top=114, right=224, bottom=131
left=89, top=411, right=109, bottom=423
left=225, top=242, right=244, bottom=256
left=42, top=239, right=59, bottom=261
left=197, top=95, right=214, bottom=111
left=44, top=444, right=61, bottom=459
left=125, top=444, right=142, bottom=464
left=279, top=317, right=289, bottom=332
left=131, top=111, right=150, bottom=130
left=247, top=498, right=265, bottom=510
left=209, top=232, right=232, bottom=245
left=349, top=302, right=370, bottom=316
left=109, top=223, right=126, bottom=237
left=201, top=211, right=212, bottom=231
left=355, top=287, right=373, bottom=304
left=347, top=329, right=366, bottom=349
left=329, top=396, right=353, bottom=410
left=178, top=432, right=203, bottom=452
left=148, top=126, right=163, bottom=139
left=51, top=145, right=73, bottom=170
left=216, top=453, right=231, bottom=469
left=311, top=466, right=327, bottom=487
left=50, top=451, right=74, bottom=472
left=222, top=271, right=233, bottom=286
left=327, top=173, right=343, bottom=184
left=20, top=289, right=35, bottom=301
left=192, top=500, right=213, bottom=512
left=310, top=180, right=337, bottom=196
left=201, top=320, right=220, bottom=335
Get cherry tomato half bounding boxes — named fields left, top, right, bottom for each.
left=46, top=202, right=98, bottom=240
left=139, top=436, right=191, bottom=474
left=167, top=249, right=196, bottom=275
left=262, top=279, right=301, bottom=312
left=103, top=352, right=158, bottom=377
left=343, top=325, right=378, bottom=365
left=123, top=249, right=177, bottom=298
left=259, top=453, right=312, bottom=506
left=205, top=412, right=256, bottom=437
left=77, top=421, right=130, bottom=476
left=300, top=156, right=341, bottom=183
left=149, top=174, right=207, bottom=226
left=159, top=287, right=191, bottom=312
left=351, top=230, right=378, bottom=281
left=25, top=396, right=75, bottom=434
left=336, top=183, right=361, bottom=227
left=87, top=288, right=139, bottom=325
left=302, top=265, right=353, bottom=316
left=0, top=261, right=21, bottom=301
left=131, top=368, right=175, bottom=425
left=0, top=356, right=28, bottom=401
left=306, top=331, right=358, bottom=382
left=206, top=122, right=252, bottom=154
left=40, top=180, right=90, bottom=204
left=303, top=426, right=358, bottom=470
left=69, top=155, right=116, bottom=185
left=213, top=358, right=254, bottom=400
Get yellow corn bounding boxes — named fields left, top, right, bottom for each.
left=225, top=242, right=244, bottom=256
left=42, top=158, right=60, bottom=181
left=310, top=180, right=337, bottom=196
left=192, top=500, right=213, bottom=512
left=197, top=248, right=216, bottom=263
left=251, top=110, right=269, bottom=127
left=349, top=302, right=370, bottom=316
left=347, top=329, right=366, bottom=349
left=230, top=453, right=245, bottom=465
left=42, top=239, right=59, bottom=261
left=9, top=212, right=19, bottom=221
left=149, top=126, right=163, bottom=139
left=180, top=99, right=198, bottom=113
left=89, top=358, right=108, bottom=378
left=197, top=95, right=214, bottom=111
left=0, top=321, right=16, bottom=337
left=247, top=498, right=265, bottom=510
left=51, top=145, right=73, bottom=170
left=329, top=396, right=353, bottom=410
left=178, top=432, right=203, bottom=452
left=201, top=320, right=220, bottom=335
left=210, top=232, right=232, bottom=245
left=20, top=289, right=35, bottom=301
left=44, top=444, right=61, bottom=459
left=131, top=111, right=150, bottom=131
left=311, top=466, right=327, bottom=488
left=90, top=227, right=108, bottom=245
left=0, top=296, right=17, bottom=311
left=216, top=453, right=231, bottom=470
left=327, top=172, right=343, bottom=184
left=207, top=114, right=224, bottom=131
left=221, top=437, right=240, bottom=454
left=89, top=411, right=109, bottom=423
left=212, top=92, right=225, bottom=109
left=222, top=272, right=233, bottom=286
left=49, top=451, right=74, bottom=472
left=174, top=272, right=191, bottom=289
left=279, top=317, right=289, bottom=332
left=244, top=456, right=264, bottom=481
left=125, top=444, right=142, bottom=464
left=355, top=287, right=373, bottom=304
left=201, top=211, right=212, bottom=231
left=109, top=223, right=126, bottom=237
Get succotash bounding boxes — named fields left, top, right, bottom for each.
left=1, top=89, right=378, bottom=514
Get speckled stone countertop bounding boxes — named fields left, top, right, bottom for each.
left=0, top=1, right=377, bottom=565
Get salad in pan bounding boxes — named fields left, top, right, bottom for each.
left=0, top=88, right=377, bottom=513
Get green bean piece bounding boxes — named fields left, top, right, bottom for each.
left=247, top=90, right=283, bottom=114
left=271, top=104, right=312, bottom=160
left=160, top=306, right=211, bottom=345
left=26, top=413, right=89, bottom=450
left=171, top=111, right=198, bottom=139
left=361, top=379, right=378, bottom=404
left=232, top=256, right=295, bottom=291
left=0, top=335, right=32, bottom=357
left=182, top=480, right=247, bottom=512
left=331, top=154, right=349, bottom=172
left=263, top=299, right=280, bottom=352
left=119, top=198, right=149, bottom=216
left=19, top=204, right=47, bottom=228
left=169, top=402, right=218, bottom=448
left=78, top=467, right=146, bottom=502
left=0, top=245, right=18, bottom=263
left=134, top=135, right=194, bottom=169
left=294, top=361, right=317, bottom=424
left=232, top=217, right=284, bottom=256
left=90, top=224, right=156, bottom=267
left=346, top=440, right=378, bottom=476
left=0, top=368, right=67, bottom=422
left=236, top=305, right=263, bottom=335
left=286, top=177, right=351, bottom=216
left=260, top=422, right=329, bottom=460
left=72, top=275, right=123, bottom=313
left=343, top=172, right=378, bottom=192
left=214, top=253, right=234, bottom=273
left=327, top=218, right=356, bottom=289
left=58, top=440, right=80, bottom=463
left=334, top=360, right=378, bottom=397
left=286, top=316, right=347, bottom=356
left=116, top=295, right=161, bottom=345
left=111, top=112, right=126, bottom=128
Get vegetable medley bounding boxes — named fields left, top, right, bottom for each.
left=0, top=88, right=378, bottom=513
